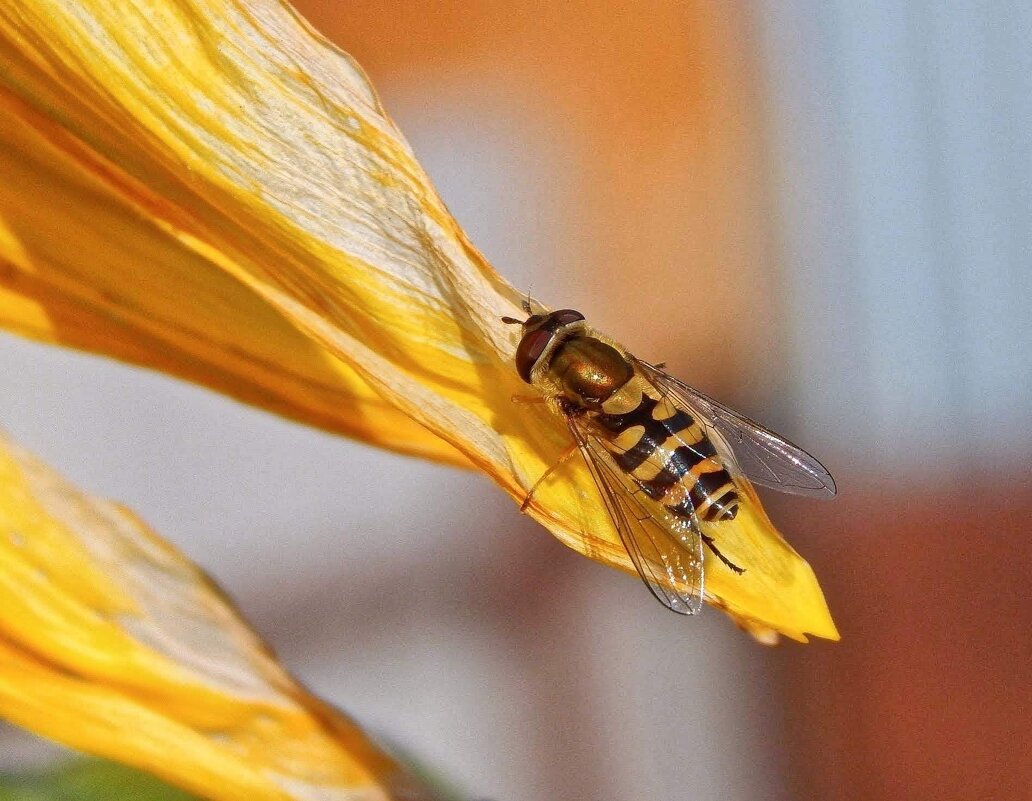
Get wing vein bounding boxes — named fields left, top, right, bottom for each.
left=563, top=410, right=705, bottom=615
left=633, top=358, right=837, bottom=498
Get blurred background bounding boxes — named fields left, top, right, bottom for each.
left=1, top=2, right=1030, bottom=799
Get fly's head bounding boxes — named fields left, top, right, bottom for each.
left=501, top=305, right=586, bottom=384
left=502, top=305, right=632, bottom=408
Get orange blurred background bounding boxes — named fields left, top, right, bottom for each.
left=2, top=2, right=1029, bottom=800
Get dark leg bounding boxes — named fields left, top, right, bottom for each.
left=701, top=533, right=745, bottom=574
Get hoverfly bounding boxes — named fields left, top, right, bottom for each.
left=503, top=303, right=836, bottom=615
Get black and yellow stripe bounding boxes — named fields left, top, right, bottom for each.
left=594, top=393, right=740, bottom=523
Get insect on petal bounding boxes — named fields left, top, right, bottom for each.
left=0, top=0, right=837, bottom=643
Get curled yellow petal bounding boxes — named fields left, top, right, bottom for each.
left=0, top=432, right=430, bottom=800
left=0, top=0, right=836, bottom=641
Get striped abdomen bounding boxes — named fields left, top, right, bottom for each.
left=592, top=393, right=740, bottom=523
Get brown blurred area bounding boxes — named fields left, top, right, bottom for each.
left=776, top=483, right=1032, bottom=800
left=294, top=2, right=1032, bottom=800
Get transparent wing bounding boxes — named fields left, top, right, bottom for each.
left=563, top=410, right=705, bottom=615
left=634, top=358, right=837, bottom=498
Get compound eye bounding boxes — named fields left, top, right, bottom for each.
left=515, top=328, right=554, bottom=383
left=551, top=309, right=585, bottom=326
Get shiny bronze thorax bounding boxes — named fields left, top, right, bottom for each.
left=548, top=336, right=633, bottom=407
left=509, top=308, right=633, bottom=408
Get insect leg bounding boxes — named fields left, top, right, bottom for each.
left=520, top=444, right=579, bottom=512
left=511, top=394, right=548, bottom=405
left=700, top=533, right=745, bottom=575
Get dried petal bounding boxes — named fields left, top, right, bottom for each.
left=0, top=433, right=431, bottom=800
left=0, top=0, right=836, bottom=642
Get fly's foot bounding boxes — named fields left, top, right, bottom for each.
left=701, top=533, right=746, bottom=574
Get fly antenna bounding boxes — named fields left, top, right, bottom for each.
left=522, top=286, right=536, bottom=315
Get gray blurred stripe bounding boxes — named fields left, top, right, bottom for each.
left=756, top=1, right=1032, bottom=472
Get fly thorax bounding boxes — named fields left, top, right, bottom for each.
left=547, top=335, right=634, bottom=408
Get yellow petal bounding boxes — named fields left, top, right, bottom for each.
left=0, top=432, right=429, bottom=801
left=0, top=0, right=836, bottom=641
